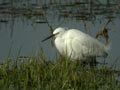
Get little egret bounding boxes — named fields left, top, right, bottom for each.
left=42, top=27, right=110, bottom=61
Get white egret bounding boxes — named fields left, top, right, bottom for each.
left=42, top=27, right=110, bottom=61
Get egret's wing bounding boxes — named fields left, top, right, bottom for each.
left=72, top=36, right=98, bottom=57
left=65, top=30, right=107, bottom=59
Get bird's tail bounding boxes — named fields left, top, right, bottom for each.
left=105, top=43, right=111, bottom=52
left=102, top=43, right=110, bottom=57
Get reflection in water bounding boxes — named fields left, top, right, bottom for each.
left=0, top=0, right=119, bottom=22
left=0, top=0, right=119, bottom=36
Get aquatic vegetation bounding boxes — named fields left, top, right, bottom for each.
left=0, top=54, right=119, bottom=89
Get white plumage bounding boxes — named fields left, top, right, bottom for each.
left=53, top=27, right=110, bottom=60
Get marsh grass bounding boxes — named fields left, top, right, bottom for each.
left=0, top=54, right=120, bottom=90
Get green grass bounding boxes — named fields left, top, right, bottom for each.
left=0, top=54, right=120, bottom=90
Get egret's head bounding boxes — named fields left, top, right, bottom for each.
left=53, top=27, right=66, bottom=38
left=41, top=27, right=66, bottom=42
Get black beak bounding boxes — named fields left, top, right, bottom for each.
left=41, top=34, right=55, bottom=42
